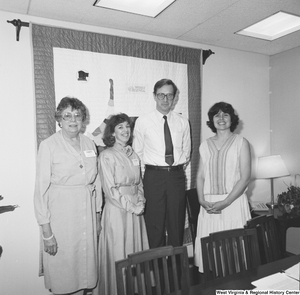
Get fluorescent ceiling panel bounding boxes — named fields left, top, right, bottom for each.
left=236, top=11, right=300, bottom=41
left=94, top=0, right=176, bottom=17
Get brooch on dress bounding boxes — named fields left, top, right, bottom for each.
left=123, top=145, right=133, bottom=157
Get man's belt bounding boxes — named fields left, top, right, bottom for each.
left=145, top=164, right=184, bottom=171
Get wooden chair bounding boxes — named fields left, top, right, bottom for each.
left=245, top=214, right=283, bottom=264
left=185, top=188, right=200, bottom=247
left=115, top=245, right=190, bottom=295
left=201, top=228, right=261, bottom=281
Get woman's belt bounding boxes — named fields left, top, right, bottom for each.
left=118, top=185, right=138, bottom=195
left=51, top=183, right=96, bottom=194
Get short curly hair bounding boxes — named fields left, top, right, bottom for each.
left=206, top=102, right=239, bottom=133
left=55, top=97, right=88, bottom=123
left=103, top=113, right=133, bottom=147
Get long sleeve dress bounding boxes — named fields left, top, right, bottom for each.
left=34, top=131, right=102, bottom=294
left=95, top=145, right=149, bottom=295
left=194, top=134, right=251, bottom=272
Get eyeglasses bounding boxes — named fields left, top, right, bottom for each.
left=156, top=93, right=174, bottom=101
left=62, top=112, right=83, bottom=121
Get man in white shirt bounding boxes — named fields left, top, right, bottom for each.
left=133, top=79, right=191, bottom=248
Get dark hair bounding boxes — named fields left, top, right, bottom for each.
left=153, top=79, right=178, bottom=95
left=206, top=102, right=239, bottom=133
left=103, top=113, right=133, bottom=147
left=55, top=97, right=88, bottom=122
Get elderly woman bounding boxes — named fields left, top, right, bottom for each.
left=93, top=113, right=149, bottom=295
left=34, top=97, right=102, bottom=295
left=194, top=101, right=252, bottom=272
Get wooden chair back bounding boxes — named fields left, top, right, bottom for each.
left=245, top=214, right=282, bottom=264
left=115, top=245, right=190, bottom=295
left=201, top=228, right=261, bottom=281
left=185, top=188, right=200, bottom=247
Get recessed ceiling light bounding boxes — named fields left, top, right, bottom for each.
left=236, top=11, right=300, bottom=41
left=94, top=0, right=176, bottom=18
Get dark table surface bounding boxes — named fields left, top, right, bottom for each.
left=253, top=207, right=300, bottom=220
left=169, top=255, right=300, bottom=295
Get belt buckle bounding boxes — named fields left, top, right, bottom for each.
left=167, top=166, right=171, bottom=172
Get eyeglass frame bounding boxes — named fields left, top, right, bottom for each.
left=156, top=93, right=175, bottom=101
left=61, top=112, right=83, bottom=122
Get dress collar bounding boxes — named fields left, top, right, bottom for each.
left=114, top=142, right=133, bottom=157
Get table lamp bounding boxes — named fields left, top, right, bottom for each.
left=256, top=155, right=290, bottom=209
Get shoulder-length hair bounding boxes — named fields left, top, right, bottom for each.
left=54, top=96, right=88, bottom=122
left=206, top=101, right=239, bottom=133
left=103, top=113, right=133, bottom=147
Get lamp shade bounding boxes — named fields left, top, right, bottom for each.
left=256, top=155, right=289, bottom=179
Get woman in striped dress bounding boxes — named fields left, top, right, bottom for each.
left=194, top=102, right=252, bottom=272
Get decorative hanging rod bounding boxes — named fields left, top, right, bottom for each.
left=7, top=19, right=29, bottom=41
left=203, top=49, right=215, bottom=65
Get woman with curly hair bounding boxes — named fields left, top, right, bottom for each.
left=34, top=97, right=102, bottom=294
left=194, top=102, right=252, bottom=272
left=93, top=113, right=149, bottom=295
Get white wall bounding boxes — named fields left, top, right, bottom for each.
left=0, top=10, right=271, bottom=294
left=270, top=47, right=300, bottom=192
left=270, top=47, right=300, bottom=255
left=0, top=11, right=45, bottom=295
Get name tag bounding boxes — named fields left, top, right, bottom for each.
left=84, top=150, right=96, bottom=157
left=132, top=159, right=139, bottom=166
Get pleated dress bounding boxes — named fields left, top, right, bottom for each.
left=94, top=146, right=149, bottom=295
left=194, top=134, right=251, bottom=272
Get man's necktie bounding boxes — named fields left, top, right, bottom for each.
left=163, top=115, right=174, bottom=166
